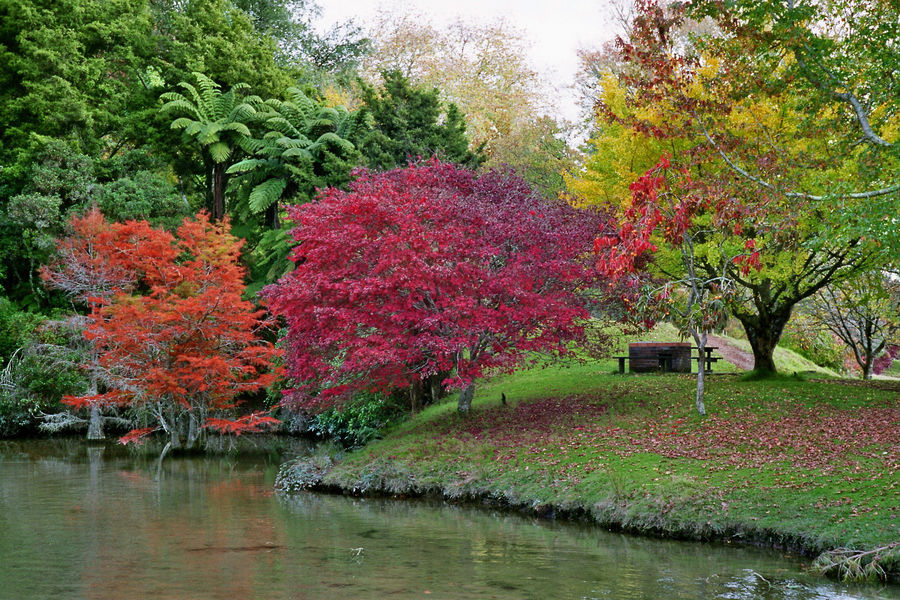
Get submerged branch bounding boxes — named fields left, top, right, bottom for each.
left=812, top=543, right=899, bottom=582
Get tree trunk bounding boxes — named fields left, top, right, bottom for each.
left=85, top=376, right=103, bottom=440
left=204, top=162, right=214, bottom=217
left=424, top=371, right=450, bottom=405
left=457, top=383, right=475, bottom=414
left=409, top=379, right=424, bottom=413
left=264, top=201, right=279, bottom=229
left=862, top=361, right=874, bottom=380
left=187, top=412, right=201, bottom=448
left=156, top=441, right=172, bottom=477
left=696, top=362, right=706, bottom=415
left=86, top=403, right=104, bottom=440
left=737, top=308, right=792, bottom=374
left=168, top=419, right=183, bottom=451
left=859, top=331, right=882, bottom=380
left=692, top=331, right=707, bottom=416
left=168, top=410, right=186, bottom=451
left=211, top=163, right=226, bottom=221
left=163, top=408, right=205, bottom=452
left=747, top=332, right=778, bottom=374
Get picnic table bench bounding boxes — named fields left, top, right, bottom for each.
left=613, top=342, right=721, bottom=374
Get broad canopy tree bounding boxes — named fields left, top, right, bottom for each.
left=570, top=0, right=896, bottom=374
left=361, top=10, right=571, bottom=195
left=264, top=160, right=609, bottom=414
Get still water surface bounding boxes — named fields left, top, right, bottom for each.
left=1, top=439, right=897, bottom=600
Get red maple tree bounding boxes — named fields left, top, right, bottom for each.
left=264, top=160, right=610, bottom=413
left=43, top=210, right=280, bottom=452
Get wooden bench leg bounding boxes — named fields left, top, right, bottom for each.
left=618, top=357, right=626, bottom=374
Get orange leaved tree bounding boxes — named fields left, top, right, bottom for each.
left=42, top=209, right=280, bottom=454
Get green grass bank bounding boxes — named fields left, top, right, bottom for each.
left=277, top=360, right=900, bottom=581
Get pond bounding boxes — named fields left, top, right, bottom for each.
left=0, top=439, right=897, bottom=600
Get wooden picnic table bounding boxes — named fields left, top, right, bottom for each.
left=613, top=344, right=722, bottom=373
left=693, top=346, right=719, bottom=358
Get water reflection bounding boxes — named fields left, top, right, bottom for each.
left=0, top=439, right=896, bottom=600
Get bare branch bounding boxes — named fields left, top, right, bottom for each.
left=791, top=38, right=893, bottom=149
left=692, top=111, right=900, bottom=201
left=833, top=91, right=891, bottom=148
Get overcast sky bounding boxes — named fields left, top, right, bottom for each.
left=316, top=0, right=621, bottom=122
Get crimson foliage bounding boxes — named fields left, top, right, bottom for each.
left=264, top=160, right=609, bottom=411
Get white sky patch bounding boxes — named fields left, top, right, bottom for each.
left=316, top=0, right=620, bottom=123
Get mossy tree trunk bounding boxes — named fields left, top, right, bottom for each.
left=457, top=383, right=475, bottom=414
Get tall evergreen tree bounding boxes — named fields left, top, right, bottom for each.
left=355, top=71, right=483, bottom=170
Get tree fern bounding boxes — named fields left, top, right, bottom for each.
left=158, top=73, right=258, bottom=220
left=227, top=87, right=364, bottom=286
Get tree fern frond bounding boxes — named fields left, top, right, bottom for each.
left=263, top=98, right=284, bottom=112
left=277, top=135, right=313, bottom=149
left=244, top=94, right=267, bottom=111
left=282, top=147, right=313, bottom=161
left=170, top=117, right=196, bottom=130
left=215, top=93, right=233, bottom=122
left=221, top=122, right=252, bottom=138
left=184, top=121, right=203, bottom=137
left=227, top=103, right=257, bottom=123
left=227, top=158, right=270, bottom=174
left=312, top=117, right=338, bottom=130
left=285, top=87, right=315, bottom=111
left=238, top=136, right=271, bottom=154
left=178, top=81, right=208, bottom=120
left=208, top=141, right=232, bottom=163
left=316, top=107, right=341, bottom=122
left=314, top=132, right=355, bottom=152
left=335, top=111, right=365, bottom=139
left=160, top=98, right=202, bottom=120
left=197, top=124, right=221, bottom=146
left=282, top=101, right=314, bottom=125
left=193, top=73, right=221, bottom=117
left=248, top=178, right=288, bottom=213
left=159, top=91, right=186, bottom=104
left=265, top=116, right=300, bottom=137
left=276, top=103, right=301, bottom=124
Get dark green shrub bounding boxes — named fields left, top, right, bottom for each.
left=308, top=390, right=406, bottom=448
left=0, top=314, right=87, bottom=436
left=98, top=170, right=189, bottom=230
left=0, top=391, right=45, bottom=437
left=0, top=298, right=42, bottom=362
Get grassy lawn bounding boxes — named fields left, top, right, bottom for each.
left=279, top=359, right=900, bottom=579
